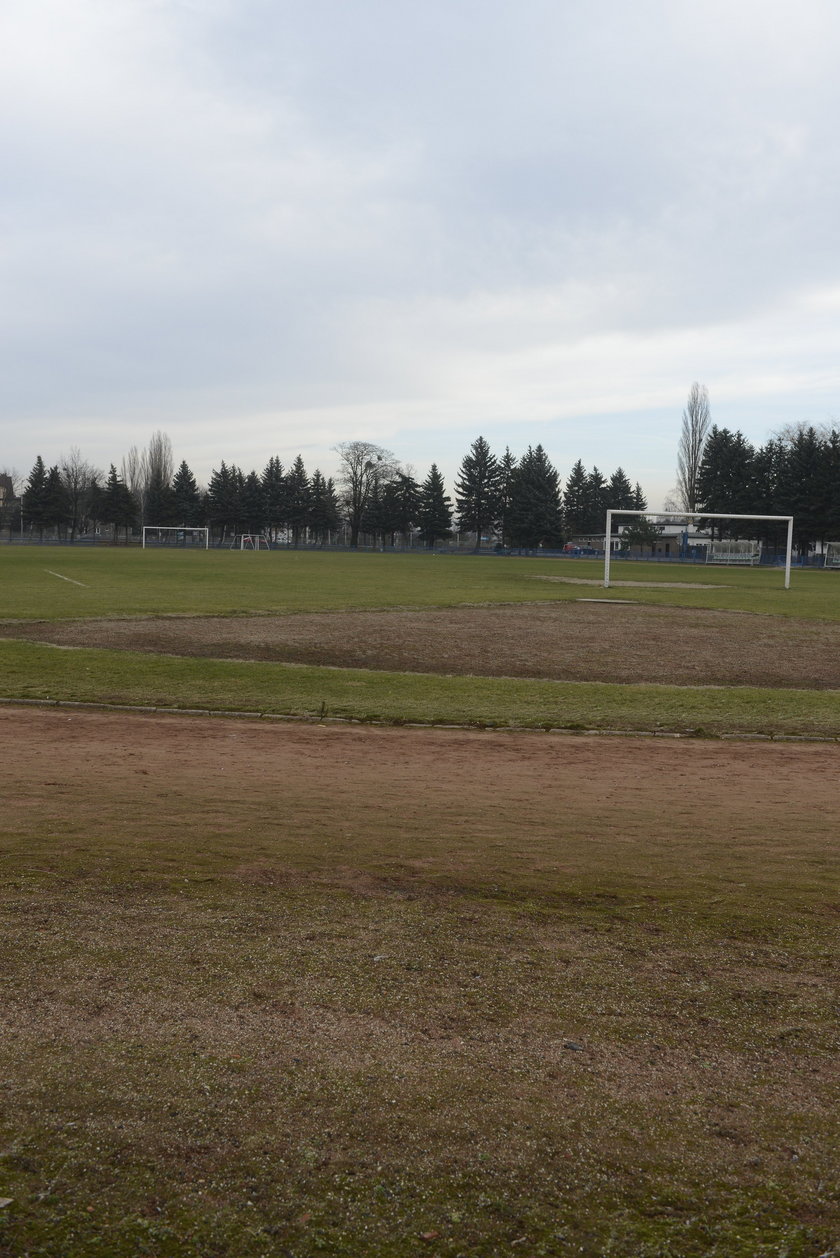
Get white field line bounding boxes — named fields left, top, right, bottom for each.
left=45, top=570, right=88, bottom=587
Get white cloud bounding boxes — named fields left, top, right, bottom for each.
left=3, top=0, right=840, bottom=507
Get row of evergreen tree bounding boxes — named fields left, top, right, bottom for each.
left=12, top=436, right=648, bottom=549
left=696, top=424, right=840, bottom=549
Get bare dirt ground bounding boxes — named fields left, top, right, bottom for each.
left=3, top=601, right=840, bottom=688
left=5, top=705, right=839, bottom=870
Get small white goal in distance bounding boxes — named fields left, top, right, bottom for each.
left=142, top=526, right=209, bottom=549
left=231, top=534, right=271, bottom=550
left=706, top=539, right=761, bottom=566
left=824, top=542, right=840, bottom=569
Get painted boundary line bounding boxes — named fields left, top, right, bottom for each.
left=45, top=571, right=89, bottom=587
left=1, top=696, right=838, bottom=743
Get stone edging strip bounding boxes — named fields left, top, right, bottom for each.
left=1, top=695, right=838, bottom=743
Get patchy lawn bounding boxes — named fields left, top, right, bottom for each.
left=0, top=708, right=837, bottom=1257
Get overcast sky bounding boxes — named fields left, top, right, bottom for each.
left=3, top=0, right=840, bottom=506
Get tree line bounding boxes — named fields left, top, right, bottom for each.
left=6, top=434, right=648, bottom=549
left=696, top=423, right=840, bottom=551
left=672, top=384, right=840, bottom=553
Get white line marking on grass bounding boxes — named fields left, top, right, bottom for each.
left=45, top=571, right=88, bottom=587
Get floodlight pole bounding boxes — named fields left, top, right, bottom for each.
left=603, top=511, right=794, bottom=589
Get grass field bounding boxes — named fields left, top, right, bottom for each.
left=2, top=546, right=840, bottom=736
left=3, top=545, right=840, bottom=620
left=0, top=546, right=838, bottom=1257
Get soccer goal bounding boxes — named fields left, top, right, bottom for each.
left=142, top=526, right=209, bottom=549
left=229, top=534, right=271, bottom=550
left=706, top=539, right=761, bottom=566
left=603, top=510, right=794, bottom=589
left=824, top=542, right=840, bottom=569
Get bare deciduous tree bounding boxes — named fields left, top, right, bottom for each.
left=0, top=467, right=21, bottom=538
left=122, top=445, right=148, bottom=521
left=334, top=440, right=397, bottom=547
left=676, top=382, right=711, bottom=513
left=146, top=430, right=174, bottom=489
left=60, top=447, right=99, bottom=540
left=121, top=432, right=174, bottom=526
left=772, top=419, right=833, bottom=446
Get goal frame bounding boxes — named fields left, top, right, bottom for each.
left=824, top=542, right=840, bottom=569
left=603, top=510, right=794, bottom=589
left=141, top=526, right=209, bottom=550
left=230, top=534, right=271, bottom=550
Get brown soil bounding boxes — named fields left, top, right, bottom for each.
left=3, top=601, right=840, bottom=688
left=4, top=705, right=839, bottom=888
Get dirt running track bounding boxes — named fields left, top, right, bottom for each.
left=4, top=707, right=839, bottom=886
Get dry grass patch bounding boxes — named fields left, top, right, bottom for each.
left=0, top=709, right=837, bottom=1256
left=4, top=600, right=840, bottom=688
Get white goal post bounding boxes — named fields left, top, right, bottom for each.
left=142, top=526, right=209, bottom=549
left=603, top=511, right=794, bottom=589
left=229, top=534, right=271, bottom=550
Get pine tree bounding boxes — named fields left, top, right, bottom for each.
left=562, top=460, right=588, bottom=538
left=697, top=427, right=756, bottom=538
left=455, top=436, right=502, bottom=551
left=361, top=474, right=389, bottom=547
left=171, top=461, right=203, bottom=526
left=145, top=467, right=176, bottom=526
left=87, top=476, right=104, bottom=535
left=22, top=456, right=50, bottom=539
left=44, top=465, right=71, bottom=538
left=261, top=456, right=286, bottom=541
left=100, top=465, right=137, bottom=542
left=582, top=467, right=608, bottom=535
left=778, top=427, right=826, bottom=555
left=607, top=467, right=635, bottom=511
left=382, top=472, right=420, bottom=546
left=824, top=430, right=840, bottom=544
left=208, top=462, right=241, bottom=543
left=240, top=470, right=267, bottom=536
left=285, top=455, right=310, bottom=547
left=417, top=464, right=452, bottom=548
left=604, top=467, right=635, bottom=535
left=507, top=446, right=563, bottom=549
left=309, top=470, right=341, bottom=544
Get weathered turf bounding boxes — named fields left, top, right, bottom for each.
left=0, top=713, right=837, bottom=1258
left=2, top=638, right=840, bottom=737
left=1, top=547, right=838, bottom=1256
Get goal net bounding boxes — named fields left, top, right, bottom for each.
left=706, top=539, right=761, bottom=566
left=230, top=534, right=271, bottom=550
left=142, top=526, right=209, bottom=549
left=824, top=542, right=840, bottom=569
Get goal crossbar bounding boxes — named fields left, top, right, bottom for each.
left=142, top=526, right=209, bottom=549
left=604, top=511, right=794, bottom=589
